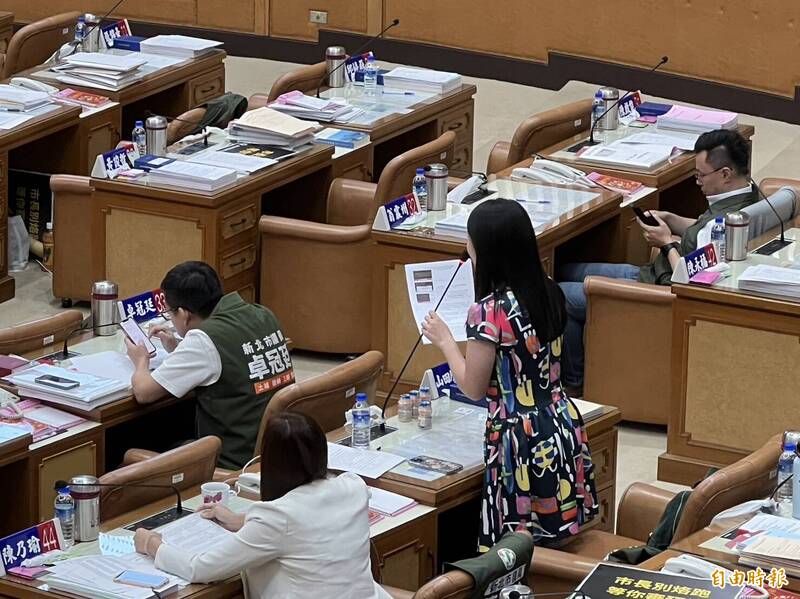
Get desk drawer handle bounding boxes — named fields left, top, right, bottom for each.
left=229, top=218, right=247, bottom=227
left=200, top=84, right=217, bottom=94
left=447, top=121, right=464, bottom=131
left=229, top=257, right=247, bottom=267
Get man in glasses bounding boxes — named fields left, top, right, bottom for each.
left=125, top=261, right=293, bottom=469
left=556, top=129, right=757, bottom=398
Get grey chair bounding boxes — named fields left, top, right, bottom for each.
left=743, top=185, right=798, bottom=239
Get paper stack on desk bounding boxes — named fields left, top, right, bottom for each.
left=0, top=84, right=51, bottom=111
left=147, top=160, right=238, bottom=192
left=657, top=105, right=738, bottom=134
left=228, top=107, right=317, bottom=149
left=738, top=264, right=800, bottom=299
left=6, top=364, right=130, bottom=412
left=54, top=52, right=146, bottom=91
left=735, top=514, right=800, bottom=577
left=382, top=67, right=462, bottom=94
left=269, top=90, right=361, bottom=122
left=140, top=35, right=223, bottom=58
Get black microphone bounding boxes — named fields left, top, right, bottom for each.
left=60, top=325, right=90, bottom=360
left=379, top=251, right=469, bottom=431
left=750, top=178, right=795, bottom=255
left=55, top=479, right=184, bottom=515
left=572, top=56, right=669, bottom=152
left=315, top=19, right=400, bottom=98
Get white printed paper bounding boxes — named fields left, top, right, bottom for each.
left=326, top=443, right=405, bottom=479
left=404, top=259, right=475, bottom=344
left=158, top=513, right=233, bottom=556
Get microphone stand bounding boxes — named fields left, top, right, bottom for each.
left=569, top=56, right=669, bottom=152
left=315, top=19, right=400, bottom=98
left=750, top=177, right=795, bottom=255
left=379, top=252, right=468, bottom=431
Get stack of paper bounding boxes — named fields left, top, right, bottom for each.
left=657, top=105, right=738, bottom=133
left=185, top=147, right=277, bottom=173
left=147, top=160, right=238, bottom=192
left=228, top=107, right=317, bottom=148
left=327, top=442, right=406, bottom=479
left=6, top=364, right=130, bottom=412
left=0, top=398, right=86, bottom=442
left=368, top=487, right=417, bottom=517
left=0, top=84, right=51, bottom=111
left=140, top=35, right=223, bottom=58
left=314, top=127, right=370, bottom=149
left=382, top=67, right=462, bottom=94
left=577, top=141, right=676, bottom=172
left=738, top=264, right=800, bottom=299
left=735, top=515, right=800, bottom=576
left=52, top=88, right=113, bottom=110
left=53, top=52, right=146, bottom=91
left=269, top=91, right=360, bottom=122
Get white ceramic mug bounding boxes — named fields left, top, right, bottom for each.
left=201, top=482, right=238, bottom=506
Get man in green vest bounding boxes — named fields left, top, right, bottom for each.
left=126, top=261, right=294, bottom=469
left=556, top=129, right=758, bottom=397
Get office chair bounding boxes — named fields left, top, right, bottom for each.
left=259, top=131, right=457, bottom=354
left=0, top=12, right=80, bottom=79
left=485, top=99, right=592, bottom=174
left=248, top=61, right=329, bottom=106
left=0, top=310, right=85, bottom=355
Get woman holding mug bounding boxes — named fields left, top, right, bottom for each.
left=421, top=199, right=599, bottom=550
left=134, top=412, right=389, bottom=598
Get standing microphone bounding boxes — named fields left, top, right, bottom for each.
left=750, top=178, right=795, bottom=255
left=379, top=251, right=469, bottom=431
left=315, top=19, right=400, bottom=98
left=574, top=56, right=669, bottom=151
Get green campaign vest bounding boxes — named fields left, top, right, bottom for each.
left=639, top=188, right=759, bottom=285
left=197, top=292, right=293, bottom=469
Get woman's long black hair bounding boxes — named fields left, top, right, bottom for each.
left=466, top=199, right=567, bottom=343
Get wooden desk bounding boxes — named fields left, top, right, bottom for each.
left=659, top=224, right=800, bottom=484
left=0, top=104, right=83, bottom=303
left=371, top=179, right=651, bottom=399
left=671, top=525, right=800, bottom=592
left=326, top=404, right=621, bottom=575
left=53, top=143, right=335, bottom=303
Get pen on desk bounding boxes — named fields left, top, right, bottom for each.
left=381, top=90, right=415, bottom=96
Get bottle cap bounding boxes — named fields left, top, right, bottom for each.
left=420, top=386, right=430, bottom=392
left=46, top=222, right=53, bottom=231
left=355, top=392, right=367, bottom=400
left=785, top=442, right=797, bottom=451
left=367, top=54, right=376, bottom=62
left=135, top=120, right=143, bottom=127
left=715, top=216, right=723, bottom=223
left=416, top=167, right=425, bottom=175
left=57, top=486, right=70, bottom=493
left=420, top=400, right=431, bottom=406
left=78, top=16, right=85, bottom=22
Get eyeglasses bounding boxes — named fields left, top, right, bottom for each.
left=694, top=165, right=725, bottom=180
left=159, top=307, right=181, bottom=321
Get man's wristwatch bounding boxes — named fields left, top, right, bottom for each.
left=660, top=242, right=680, bottom=257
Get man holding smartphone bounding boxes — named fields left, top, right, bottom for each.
left=125, top=261, right=293, bottom=469
left=556, top=129, right=757, bottom=397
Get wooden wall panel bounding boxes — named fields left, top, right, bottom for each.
left=269, top=0, right=368, bottom=40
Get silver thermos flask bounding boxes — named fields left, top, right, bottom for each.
left=596, top=86, right=620, bottom=131
left=499, top=585, right=533, bottom=599
left=145, top=115, right=168, bottom=156
left=326, top=46, right=346, bottom=88
left=70, top=475, right=100, bottom=542
left=724, top=211, right=751, bottom=261
left=91, top=280, right=119, bottom=336
left=425, top=163, right=449, bottom=211
left=82, top=14, right=101, bottom=52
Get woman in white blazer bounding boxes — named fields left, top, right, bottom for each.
left=134, top=412, right=391, bottom=599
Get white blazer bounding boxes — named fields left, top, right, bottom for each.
left=155, top=473, right=391, bottom=599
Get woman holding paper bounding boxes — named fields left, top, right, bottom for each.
left=421, top=199, right=598, bottom=550
left=134, top=412, right=390, bottom=599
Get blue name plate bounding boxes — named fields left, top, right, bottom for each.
left=118, top=289, right=167, bottom=323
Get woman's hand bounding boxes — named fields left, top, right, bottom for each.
left=133, top=528, right=163, bottom=557
left=422, top=311, right=456, bottom=350
left=149, top=324, right=179, bottom=353
left=197, top=503, right=245, bottom=532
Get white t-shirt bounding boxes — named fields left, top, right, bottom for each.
left=151, top=329, right=223, bottom=398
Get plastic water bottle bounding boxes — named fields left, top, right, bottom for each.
left=711, top=216, right=726, bottom=262
left=351, top=392, right=371, bottom=449
left=409, top=389, right=420, bottom=418
left=777, top=440, right=797, bottom=516
left=363, top=55, right=379, bottom=95
left=793, top=454, right=800, bottom=519
left=54, top=486, right=75, bottom=548
left=591, top=91, right=604, bottom=128
left=412, top=168, right=428, bottom=214
left=418, top=399, right=432, bottom=429
left=74, top=17, right=86, bottom=53
left=398, top=394, right=414, bottom=423
left=132, top=120, right=147, bottom=156
left=420, top=385, right=434, bottom=416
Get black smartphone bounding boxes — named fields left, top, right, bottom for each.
left=35, top=374, right=80, bottom=390
left=632, top=206, right=659, bottom=227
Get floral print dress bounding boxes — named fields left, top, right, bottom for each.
left=466, top=288, right=598, bottom=550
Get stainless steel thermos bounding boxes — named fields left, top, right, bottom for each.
left=425, top=163, right=449, bottom=211
left=596, top=86, right=620, bottom=130
left=724, top=211, right=751, bottom=261
left=145, top=115, right=168, bottom=156
left=325, top=46, right=346, bottom=88
left=70, top=475, right=100, bottom=542
left=91, top=280, right=119, bottom=336
left=82, top=14, right=101, bottom=52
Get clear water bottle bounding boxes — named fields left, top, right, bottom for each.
left=420, top=385, right=434, bottom=415
left=74, top=17, right=86, bottom=53
left=363, top=55, right=379, bottom=95
left=711, top=216, right=726, bottom=262
left=793, top=454, right=800, bottom=519
left=351, top=392, right=371, bottom=450
left=409, top=389, right=420, bottom=418
left=412, top=168, right=428, bottom=214
left=591, top=91, right=604, bottom=128
left=54, top=486, right=75, bottom=547
left=418, top=399, right=432, bottom=429
left=132, top=120, right=147, bottom=156
left=777, top=440, right=797, bottom=516
left=398, top=393, right=414, bottom=423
